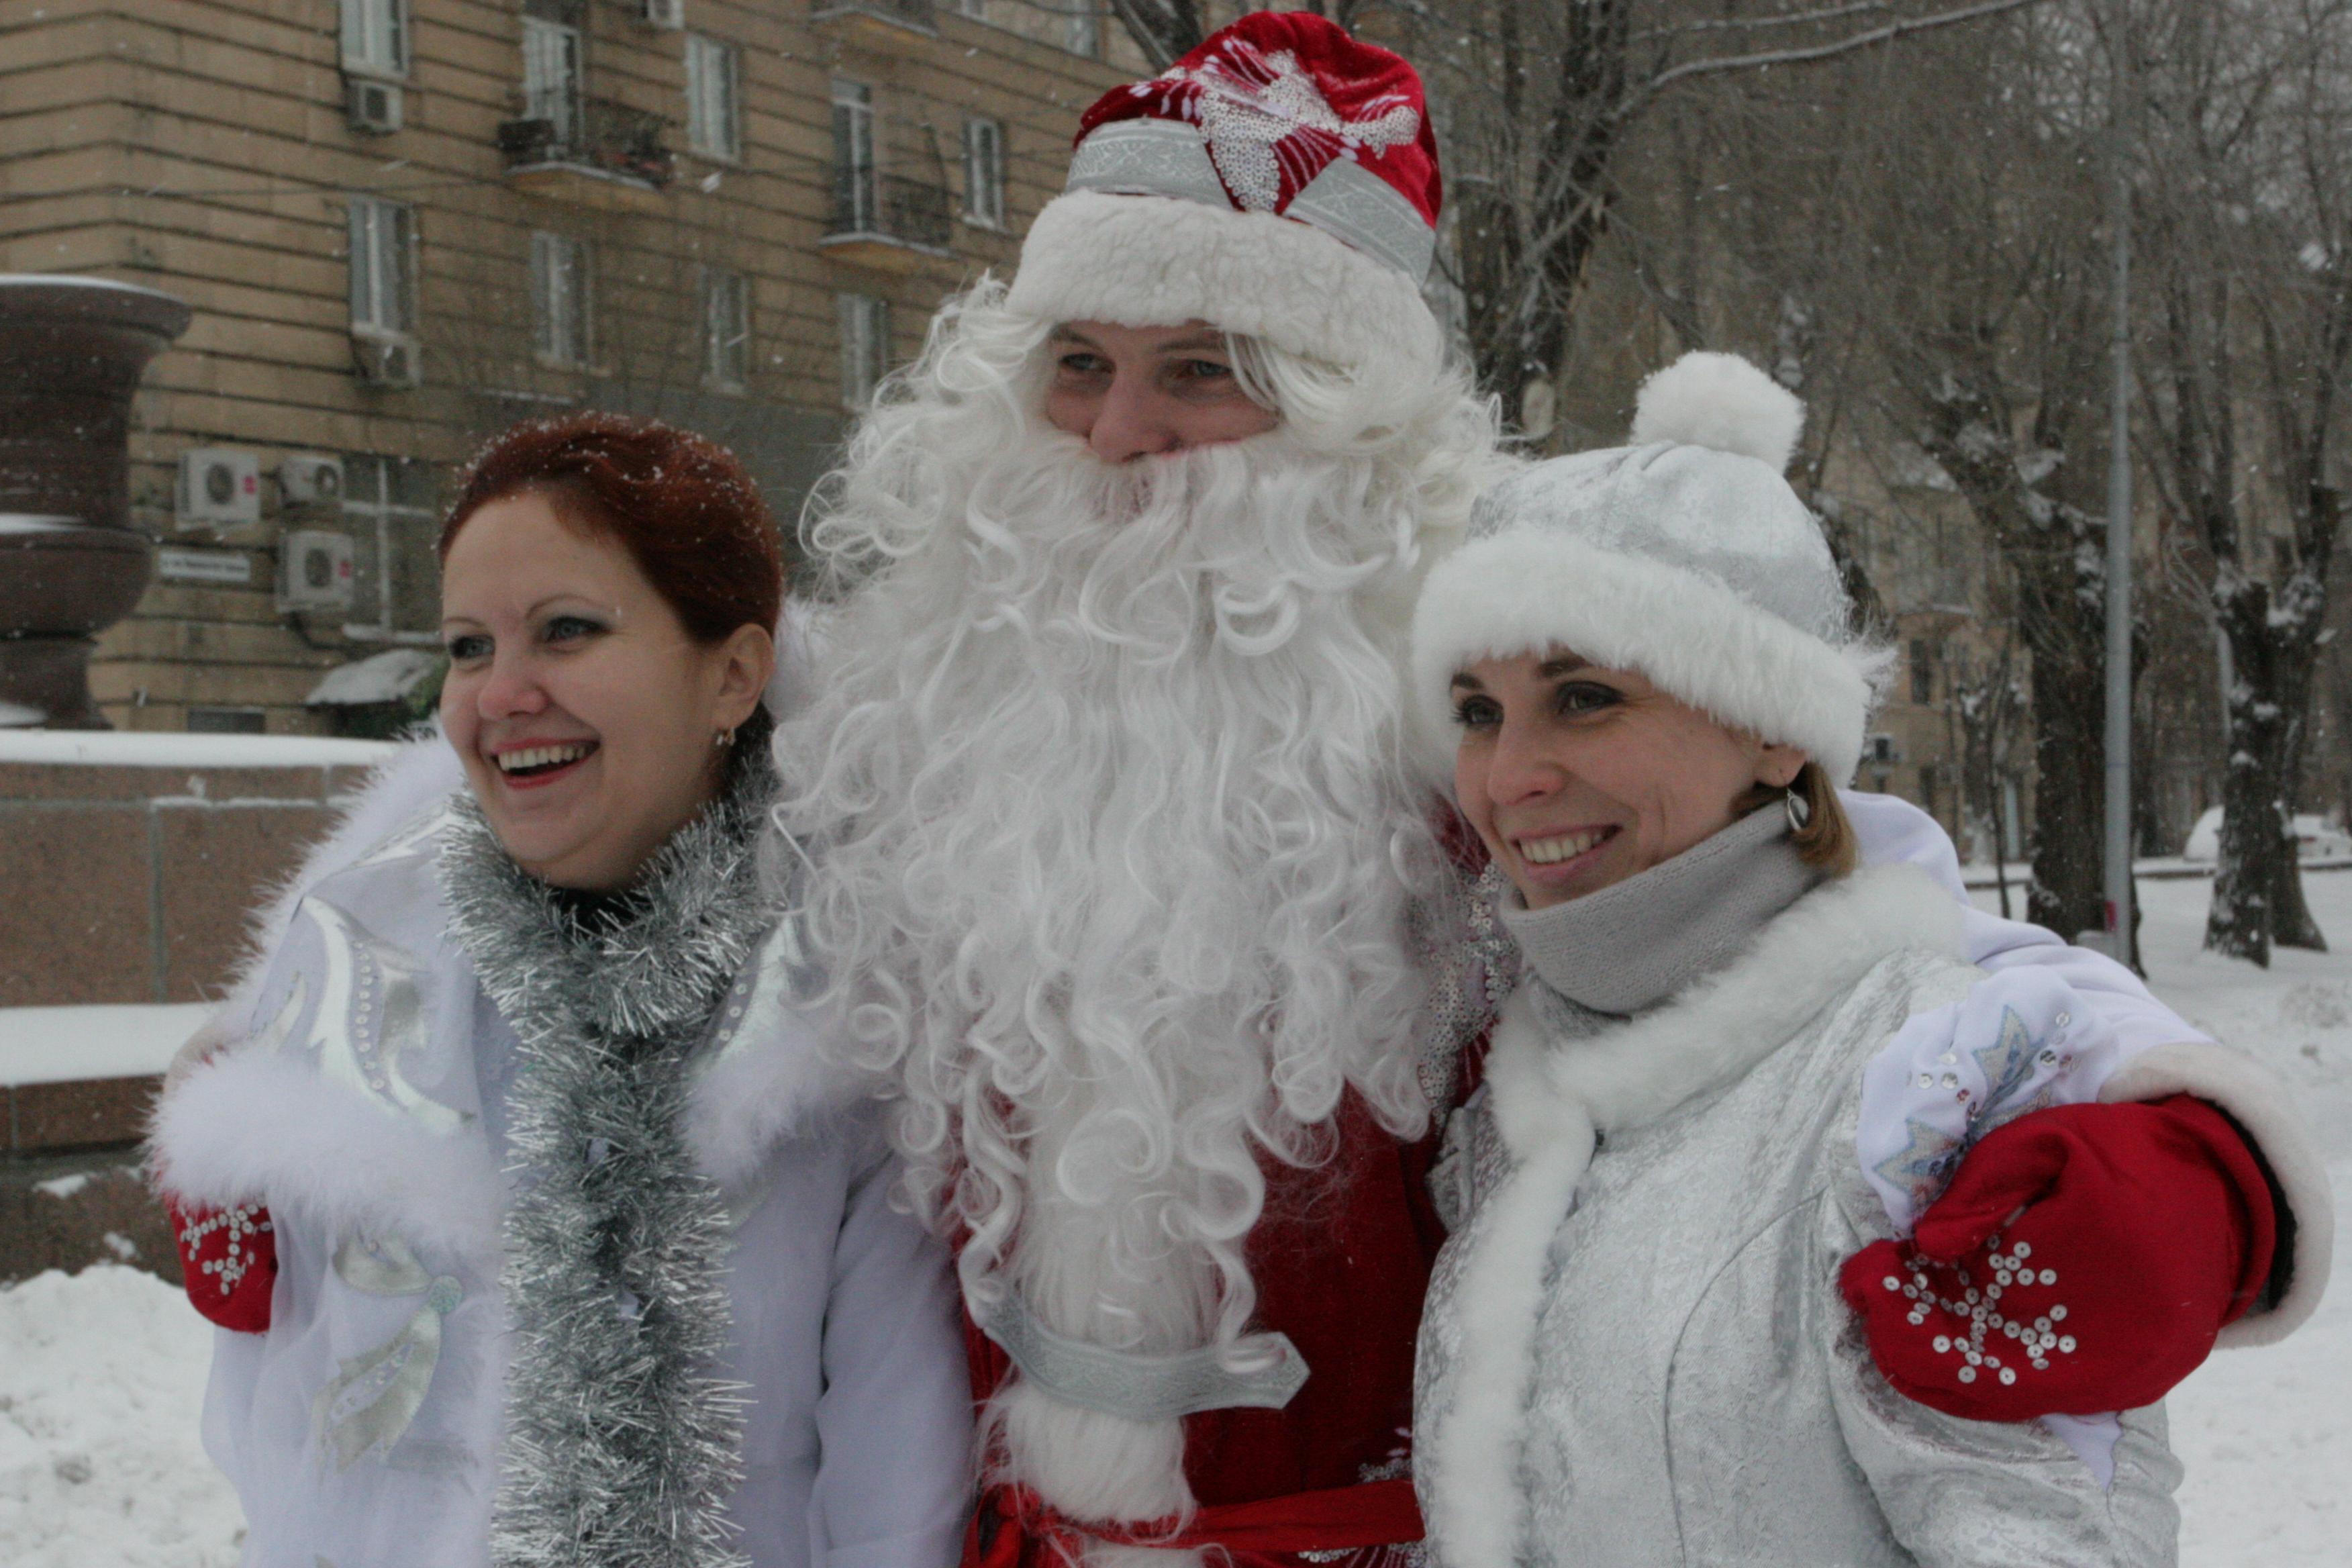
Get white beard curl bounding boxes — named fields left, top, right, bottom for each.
left=777, top=283, right=1498, bottom=1538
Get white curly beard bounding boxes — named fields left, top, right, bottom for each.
left=782, top=410, right=1443, bottom=1534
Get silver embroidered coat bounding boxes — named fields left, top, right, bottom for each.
left=152, top=774, right=973, bottom=1568
left=1413, top=867, right=2182, bottom=1568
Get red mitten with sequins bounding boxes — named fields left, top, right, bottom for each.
left=168, top=1198, right=277, bottom=1333
left=1839, top=1095, right=2273, bottom=1421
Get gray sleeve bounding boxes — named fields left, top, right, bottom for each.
left=810, top=1138, right=975, bottom=1568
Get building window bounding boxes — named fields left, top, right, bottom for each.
left=838, top=292, right=889, bottom=409
left=832, top=79, right=876, bottom=233
left=685, top=34, right=740, bottom=162
left=703, top=268, right=750, bottom=390
left=348, top=196, right=415, bottom=337
left=530, top=232, right=590, bottom=366
left=343, top=455, right=442, bottom=638
left=1065, top=1, right=1099, bottom=57
left=522, top=16, right=583, bottom=144
left=963, top=117, right=1005, bottom=228
left=340, top=0, right=407, bottom=77
left=1910, top=638, right=1934, bottom=704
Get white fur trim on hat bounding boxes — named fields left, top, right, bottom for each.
left=1005, top=189, right=1441, bottom=378
left=1411, top=528, right=1885, bottom=783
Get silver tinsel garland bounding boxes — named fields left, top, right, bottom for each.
left=440, top=750, right=777, bottom=1568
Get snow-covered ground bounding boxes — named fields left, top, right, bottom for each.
left=0, top=1267, right=240, bottom=1567
left=2012, top=869, right=2352, bottom=1565
left=5, top=871, right=2349, bottom=1564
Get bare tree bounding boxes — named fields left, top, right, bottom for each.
left=1107, top=0, right=1204, bottom=69
left=1395, top=0, right=2035, bottom=434
left=2133, top=0, right=2352, bottom=963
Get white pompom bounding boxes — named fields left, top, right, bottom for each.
left=1630, top=351, right=1806, bottom=473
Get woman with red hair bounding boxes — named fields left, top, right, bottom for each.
left=152, top=413, right=971, bottom=1568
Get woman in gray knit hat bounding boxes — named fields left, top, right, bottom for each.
left=1405, top=354, right=2326, bottom=1566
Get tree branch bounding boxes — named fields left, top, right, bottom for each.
left=1626, top=0, right=2041, bottom=121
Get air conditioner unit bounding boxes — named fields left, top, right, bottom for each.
left=280, top=530, right=357, bottom=612
left=641, top=0, right=685, bottom=28
left=352, top=333, right=422, bottom=388
left=346, top=78, right=404, bottom=135
left=178, top=448, right=263, bottom=528
left=279, top=452, right=345, bottom=507
left=1867, top=732, right=1904, bottom=767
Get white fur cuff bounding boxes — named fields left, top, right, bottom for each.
left=149, top=1048, right=505, bottom=1265
left=2100, top=1041, right=2335, bottom=1345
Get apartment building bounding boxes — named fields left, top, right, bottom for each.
left=0, top=0, right=1153, bottom=732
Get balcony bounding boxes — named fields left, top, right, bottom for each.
left=820, top=173, right=954, bottom=272
left=811, top=0, right=938, bottom=48
left=497, top=98, right=674, bottom=213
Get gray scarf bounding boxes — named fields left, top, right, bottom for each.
left=1500, top=803, right=1816, bottom=1019
left=440, top=746, right=778, bottom=1568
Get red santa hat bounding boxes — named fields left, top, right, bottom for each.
left=1006, top=11, right=1446, bottom=381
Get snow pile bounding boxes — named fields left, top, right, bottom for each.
left=0, top=1004, right=209, bottom=1086
left=0, top=730, right=395, bottom=769
left=0, top=1266, right=242, bottom=1567
left=303, top=648, right=438, bottom=708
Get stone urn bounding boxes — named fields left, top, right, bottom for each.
left=0, top=276, right=191, bottom=728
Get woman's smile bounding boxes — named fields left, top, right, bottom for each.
left=487, top=737, right=600, bottom=787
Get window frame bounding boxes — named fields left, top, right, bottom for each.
left=530, top=230, right=592, bottom=369
left=685, top=32, right=742, bottom=163
left=340, top=0, right=409, bottom=78
left=1064, top=0, right=1099, bottom=58
left=347, top=195, right=418, bottom=339
left=962, top=115, right=1005, bottom=229
left=838, top=291, right=889, bottom=409
left=702, top=266, right=751, bottom=392
left=340, top=454, right=443, bottom=644
left=831, top=78, right=877, bottom=234
left=521, top=15, right=583, bottom=146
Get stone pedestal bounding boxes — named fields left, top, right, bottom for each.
left=0, top=277, right=192, bottom=729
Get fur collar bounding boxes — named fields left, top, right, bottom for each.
left=1430, top=864, right=1961, bottom=1568
left=1487, top=863, right=1961, bottom=1159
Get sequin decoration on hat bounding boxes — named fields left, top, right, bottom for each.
left=1065, top=10, right=1442, bottom=279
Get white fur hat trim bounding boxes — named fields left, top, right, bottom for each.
left=1005, top=189, right=1442, bottom=377
left=1411, top=527, right=1883, bottom=784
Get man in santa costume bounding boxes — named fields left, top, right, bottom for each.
left=778, top=13, right=2326, bottom=1568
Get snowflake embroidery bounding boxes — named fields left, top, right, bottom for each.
left=1875, top=1229, right=2080, bottom=1387
left=1972, top=1005, right=2044, bottom=1115
left=1872, top=1116, right=1966, bottom=1214
left=1158, top=40, right=1420, bottom=213
left=178, top=1203, right=275, bottom=1297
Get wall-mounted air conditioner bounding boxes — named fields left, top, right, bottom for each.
left=346, top=78, right=404, bottom=134
left=352, top=333, right=422, bottom=388
left=280, top=530, right=356, bottom=612
left=179, top=448, right=263, bottom=528
left=279, top=452, right=345, bottom=507
left=642, top=0, right=685, bottom=28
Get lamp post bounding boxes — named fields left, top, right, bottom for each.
left=2102, top=109, right=2137, bottom=968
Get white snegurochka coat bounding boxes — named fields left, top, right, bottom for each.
left=149, top=742, right=973, bottom=1568
left=1413, top=861, right=2329, bottom=1568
